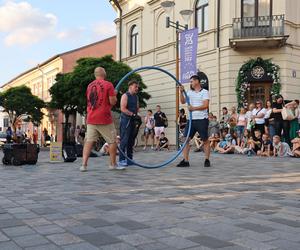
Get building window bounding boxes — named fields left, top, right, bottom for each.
left=242, top=0, right=272, bottom=26
left=195, top=0, right=209, bottom=33
left=3, top=118, right=9, bottom=128
left=129, top=25, right=138, bottom=56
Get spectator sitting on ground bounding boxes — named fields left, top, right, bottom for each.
left=216, top=133, right=236, bottom=154
left=235, top=129, right=251, bottom=154
left=290, top=130, right=300, bottom=157
left=247, top=130, right=262, bottom=156
left=257, top=134, right=273, bottom=157
left=273, top=135, right=292, bottom=157
left=194, top=132, right=204, bottom=152
left=159, top=132, right=169, bottom=151
left=209, top=132, right=220, bottom=152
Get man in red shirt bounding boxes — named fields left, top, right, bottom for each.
left=81, top=67, right=123, bottom=171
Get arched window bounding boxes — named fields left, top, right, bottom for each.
left=129, top=25, right=138, bottom=56
left=195, top=0, right=209, bottom=33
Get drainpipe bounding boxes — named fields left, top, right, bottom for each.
left=216, top=0, right=221, bottom=118
left=110, top=0, right=123, bottom=61
left=37, top=64, right=45, bottom=146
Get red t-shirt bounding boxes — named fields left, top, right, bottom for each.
left=86, top=79, right=116, bottom=125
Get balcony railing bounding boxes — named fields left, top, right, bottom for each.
left=232, top=15, right=285, bottom=39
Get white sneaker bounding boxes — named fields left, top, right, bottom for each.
left=80, top=166, right=88, bottom=172
left=116, top=165, right=126, bottom=170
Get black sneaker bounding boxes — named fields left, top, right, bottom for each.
left=204, top=159, right=211, bottom=167
left=176, top=159, right=190, bottom=167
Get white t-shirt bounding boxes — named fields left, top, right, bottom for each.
left=187, top=89, right=209, bottom=120
left=252, top=108, right=266, bottom=124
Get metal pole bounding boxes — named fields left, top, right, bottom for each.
left=175, top=30, right=180, bottom=150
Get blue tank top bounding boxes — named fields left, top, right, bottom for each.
left=122, top=92, right=138, bottom=117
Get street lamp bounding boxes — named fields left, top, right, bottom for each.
left=160, top=1, right=193, bottom=150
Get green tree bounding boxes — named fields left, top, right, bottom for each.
left=0, top=85, right=45, bottom=132
left=69, top=55, right=151, bottom=115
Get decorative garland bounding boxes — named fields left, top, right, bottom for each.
left=235, top=57, right=281, bottom=108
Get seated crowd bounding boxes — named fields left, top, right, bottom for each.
left=189, top=97, right=300, bottom=158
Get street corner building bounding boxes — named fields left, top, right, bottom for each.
left=109, top=0, right=300, bottom=145
left=0, top=37, right=116, bottom=144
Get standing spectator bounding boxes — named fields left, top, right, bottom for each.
left=251, top=100, right=266, bottom=136
left=177, top=75, right=211, bottom=167
left=264, top=100, right=275, bottom=138
left=143, top=110, right=155, bottom=150
left=272, top=95, right=290, bottom=144
left=154, top=105, right=167, bottom=150
left=273, top=135, right=292, bottom=157
left=219, top=107, right=230, bottom=131
left=6, top=127, right=13, bottom=143
left=33, top=129, right=38, bottom=144
left=285, top=100, right=299, bottom=140
left=119, top=80, right=140, bottom=166
left=178, top=108, right=187, bottom=132
left=229, top=106, right=238, bottom=132
left=246, top=103, right=255, bottom=131
left=81, top=67, right=119, bottom=172
left=16, top=126, right=23, bottom=143
left=75, top=125, right=81, bottom=144
left=236, top=107, right=247, bottom=146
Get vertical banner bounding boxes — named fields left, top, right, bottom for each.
left=50, top=142, right=63, bottom=162
left=180, top=28, right=198, bottom=83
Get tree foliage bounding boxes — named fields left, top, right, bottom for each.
left=49, top=55, right=151, bottom=116
left=0, top=85, right=45, bottom=131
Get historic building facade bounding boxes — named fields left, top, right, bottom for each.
left=1, top=37, right=116, bottom=143
left=110, top=0, right=300, bottom=144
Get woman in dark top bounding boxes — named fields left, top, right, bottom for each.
left=178, top=108, right=187, bottom=131
left=272, top=95, right=290, bottom=144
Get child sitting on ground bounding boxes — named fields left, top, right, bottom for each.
left=272, top=135, right=292, bottom=157
left=235, top=129, right=250, bottom=154
left=290, top=130, right=300, bottom=157
left=159, top=132, right=169, bottom=151
left=209, top=133, right=220, bottom=152
left=257, top=134, right=273, bottom=157
left=247, top=130, right=262, bottom=156
left=216, top=133, right=236, bottom=154
left=194, top=132, right=204, bottom=152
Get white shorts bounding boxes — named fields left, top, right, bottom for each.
left=154, top=126, right=165, bottom=137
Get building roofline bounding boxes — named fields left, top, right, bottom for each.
left=1, top=36, right=116, bottom=88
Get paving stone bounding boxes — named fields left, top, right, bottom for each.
left=99, top=242, right=138, bottom=250
left=46, top=233, right=83, bottom=246
left=269, top=217, right=300, bottom=228
left=117, top=233, right=154, bottom=246
left=30, top=208, right=58, bottom=215
left=2, top=226, right=36, bottom=237
left=24, top=244, right=61, bottom=250
left=0, top=231, right=9, bottom=242
left=0, top=219, right=24, bottom=228
left=13, top=234, right=49, bottom=248
left=24, top=218, right=52, bottom=227
left=136, top=242, right=171, bottom=250
left=116, top=220, right=150, bottom=230
left=187, top=235, right=235, bottom=248
left=268, top=239, right=300, bottom=250
left=54, top=219, right=82, bottom=228
left=232, top=238, right=276, bottom=250
left=96, top=205, right=121, bottom=211
left=236, top=222, right=274, bottom=233
left=157, top=236, right=199, bottom=249
left=33, top=224, right=66, bottom=235
left=66, top=225, right=98, bottom=235
left=164, top=227, right=199, bottom=237
left=97, top=224, right=131, bottom=236
left=80, top=232, right=121, bottom=246
left=62, top=242, right=99, bottom=250
left=0, top=241, right=22, bottom=250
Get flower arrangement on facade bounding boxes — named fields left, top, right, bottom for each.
left=235, top=57, right=281, bottom=108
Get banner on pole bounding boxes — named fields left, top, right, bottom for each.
left=180, top=28, right=198, bottom=83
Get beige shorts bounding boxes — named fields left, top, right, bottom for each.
left=86, top=123, right=117, bottom=144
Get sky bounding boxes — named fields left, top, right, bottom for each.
left=0, top=0, right=117, bottom=85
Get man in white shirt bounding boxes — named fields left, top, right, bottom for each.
left=251, top=100, right=266, bottom=136
left=177, top=75, right=211, bottom=168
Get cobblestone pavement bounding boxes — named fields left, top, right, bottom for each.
left=0, top=149, right=299, bottom=250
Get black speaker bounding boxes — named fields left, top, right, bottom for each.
left=75, top=144, right=83, bottom=157
left=62, top=145, right=77, bottom=162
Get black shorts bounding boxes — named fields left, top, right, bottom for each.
left=184, top=119, right=209, bottom=141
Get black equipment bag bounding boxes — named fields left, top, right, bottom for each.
left=62, top=145, right=77, bottom=162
